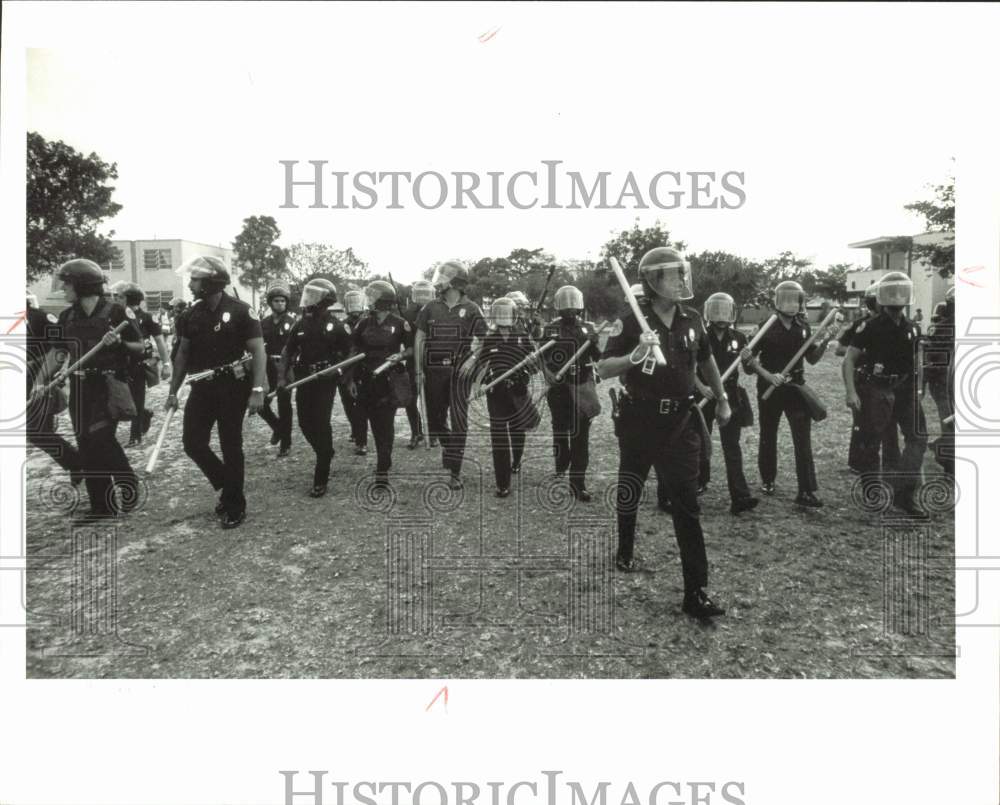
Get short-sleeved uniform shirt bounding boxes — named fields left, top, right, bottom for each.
left=25, top=306, right=61, bottom=385
left=750, top=315, right=812, bottom=393
left=178, top=293, right=262, bottom=374
left=262, top=312, right=298, bottom=357
left=603, top=302, right=710, bottom=399
left=480, top=324, right=534, bottom=390
left=415, top=297, right=487, bottom=368
left=55, top=298, right=143, bottom=379
left=284, top=309, right=353, bottom=370
left=541, top=318, right=602, bottom=385
left=698, top=325, right=747, bottom=393
left=850, top=311, right=919, bottom=377
left=353, top=312, right=412, bottom=377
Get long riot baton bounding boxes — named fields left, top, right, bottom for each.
left=39, top=319, right=133, bottom=396
left=697, top=314, right=778, bottom=411
left=607, top=256, right=667, bottom=370
left=760, top=308, right=839, bottom=401
left=553, top=321, right=610, bottom=382
left=372, top=353, right=406, bottom=376
left=266, top=352, right=365, bottom=401
left=474, top=340, right=556, bottom=400
left=528, top=264, right=557, bottom=324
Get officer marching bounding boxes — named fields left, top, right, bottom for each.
left=743, top=280, right=836, bottom=507
left=599, top=247, right=730, bottom=619
left=259, top=281, right=297, bottom=457
left=471, top=297, right=536, bottom=497
left=695, top=293, right=759, bottom=516
left=114, top=282, right=171, bottom=447
left=401, top=279, right=434, bottom=449
left=166, top=256, right=266, bottom=529
left=278, top=279, right=352, bottom=497
left=924, top=285, right=955, bottom=477
left=24, top=292, right=82, bottom=486
left=540, top=285, right=602, bottom=502
left=842, top=271, right=928, bottom=516
left=416, top=261, right=488, bottom=491
left=30, top=259, right=143, bottom=523
left=347, top=281, right=414, bottom=489
left=342, top=289, right=371, bottom=454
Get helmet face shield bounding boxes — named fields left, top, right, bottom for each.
left=344, top=290, right=366, bottom=314
left=300, top=281, right=333, bottom=309
left=704, top=293, right=736, bottom=324
left=431, top=261, right=468, bottom=293
left=553, top=285, right=584, bottom=312
left=365, top=281, right=396, bottom=311
left=876, top=272, right=913, bottom=307
left=644, top=264, right=693, bottom=301
left=505, top=290, right=529, bottom=310
left=491, top=298, right=516, bottom=327
left=411, top=280, right=435, bottom=304
left=774, top=282, right=805, bottom=316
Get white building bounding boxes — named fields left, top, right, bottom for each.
left=29, top=239, right=250, bottom=312
left=846, top=232, right=954, bottom=322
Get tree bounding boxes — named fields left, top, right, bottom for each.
left=687, top=251, right=765, bottom=314
left=285, top=242, right=369, bottom=287
left=799, top=263, right=856, bottom=304
left=599, top=219, right=685, bottom=282
left=232, top=215, right=287, bottom=306
left=904, top=172, right=955, bottom=278
left=26, top=132, right=123, bottom=283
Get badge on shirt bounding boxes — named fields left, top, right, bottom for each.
left=283, top=323, right=290, bottom=332
left=689, top=327, right=696, bottom=342
left=46, top=313, right=58, bottom=324
left=731, top=339, right=738, bottom=351
left=581, top=326, right=588, bottom=334
left=801, top=328, right=806, bottom=339
left=326, top=322, right=334, bottom=332
left=222, top=311, right=231, bottom=324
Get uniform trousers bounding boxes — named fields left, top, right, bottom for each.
left=857, top=379, right=927, bottom=498
left=757, top=384, right=818, bottom=493
left=697, top=397, right=751, bottom=502
left=258, top=358, right=292, bottom=449
left=26, top=390, right=81, bottom=476
left=486, top=389, right=527, bottom=491
left=295, top=378, right=336, bottom=487
left=424, top=366, right=472, bottom=475
left=547, top=384, right=592, bottom=492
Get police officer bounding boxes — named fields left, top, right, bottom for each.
left=695, top=292, right=759, bottom=516
left=598, top=247, right=730, bottom=619
left=259, top=281, right=297, bottom=457
left=115, top=282, right=170, bottom=447
left=838, top=283, right=901, bottom=474
left=347, top=281, right=413, bottom=489
left=743, top=280, right=835, bottom=507
left=401, top=279, right=434, bottom=449
left=30, top=259, right=143, bottom=523
left=505, top=290, right=543, bottom=340
left=540, top=285, right=602, bottom=502
left=25, top=293, right=82, bottom=485
left=169, top=298, right=188, bottom=362
left=416, top=261, right=487, bottom=491
left=924, top=286, right=955, bottom=476
left=279, top=279, right=352, bottom=498
left=472, top=297, right=536, bottom=496
left=843, top=271, right=928, bottom=515
left=343, top=289, right=371, bottom=453
left=166, top=256, right=266, bottom=529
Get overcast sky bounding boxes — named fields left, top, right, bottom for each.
left=23, top=4, right=958, bottom=283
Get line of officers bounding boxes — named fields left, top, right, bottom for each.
left=25, top=250, right=953, bottom=622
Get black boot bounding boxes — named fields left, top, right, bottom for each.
left=682, top=589, right=725, bottom=619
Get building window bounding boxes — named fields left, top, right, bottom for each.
left=851, top=281, right=856, bottom=290
left=145, top=291, right=173, bottom=311
left=143, top=249, right=172, bottom=270
left=108, top=248, right=126, bottom=272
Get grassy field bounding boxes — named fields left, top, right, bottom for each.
left=24, top=348, right=955, bottom=678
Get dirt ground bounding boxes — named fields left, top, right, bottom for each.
left=24, top=350, right=955, bottom=678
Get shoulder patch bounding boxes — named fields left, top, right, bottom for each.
left=46, top=312, right=58, bottom=324
left=609, top=319, right=624, bottom=337
left=403, top=320, right=411, bottom=332
left=458, top=308, right=467, bottom=318
left=125, top=307, right=136, bottom=320
left=343, top=324, right=351, bottom=335
left=689, top=327, right=696, bottom=341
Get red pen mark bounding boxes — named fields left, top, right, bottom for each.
left=478, top=27, right=501, bottom=43
left=958, top=265, right=986, bottom=288
left=425, top=685, right=448, bottom=712
left=5, top=311, right=27, bottom=334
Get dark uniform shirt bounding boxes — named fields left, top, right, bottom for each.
left=837, top=318, right=863, bottom=349
left=285, top=309, right=353, bottom=370
left=541, top=318, right=602, bottom=384
left=750, top=315, right=812, bottom=392
left=131, top=308, right=162, bottom=363
left=480, top=324, right=534, bottom=388
left=851, top=311, right=919, bottom=377
left=699, top=325, right=747, bottom=392
left=401, top=302, right=423, bottom=328
left=415, top=297, right=487, bottom=368
left=178, top=293, right=262, bottom=373
left=25, top=307, right=61, bottom=385
left=261, top=312, right=298, bottom=357
left=604, top=302, right=710, bottom=399
left=56, top=299, right=142, bottom=372
left=353, top=312, right=413, bottom=376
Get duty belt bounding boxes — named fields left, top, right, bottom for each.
left=860, top=370, right=909, bottom=386
left=299, top=360, right=336, bottom=375
left=72, top=368, right=126, bottom=378
left=629, top=394, right=695, bottom=414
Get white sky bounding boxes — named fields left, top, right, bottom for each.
left=22, top=4, right=963, bottom=283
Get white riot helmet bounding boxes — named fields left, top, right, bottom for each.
left=491, top=297, right=517, bottom=328
left=774, top=280, right=806, bottom=316
left=411, top=279, right=435, bottom=305
left=637, top=247, right=693, bottom=301
left=876, top=271, right=914, bottom=308
left=629, top=283, right=645, bottom=300
left=505, top=290, right=529, bottom=310
left=553, top=285, right=584, bottom=312
left=704, top=292, right=736, bottom=324
left=344, top=289, right=366, bottom=314
left=431, top=261, right=469, bottom=294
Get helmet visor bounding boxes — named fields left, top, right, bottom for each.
left=876, top=278, right=913, bottom=307
left=775, top=286, right=804, bottom=315
left=491, top=300, right=516, bottom=327
left=645, top=264, right=693, bottom=301
left=704, top=295, right=736, bottom=324
left=344, top=291, right=366, bottom=313
left=553, top=286, right=584, bottom=311
left=412, top=283, right=435, bottom=304
left=300, top=282, right=329, bottom=308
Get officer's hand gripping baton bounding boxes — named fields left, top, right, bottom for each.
left=607, top=257, right=667, bottom=367
left=474, top=340, right=556, bottom=399
left=372, top=354, right=406, bottom=376
left=39, top=319, right=132, bottom=396
left=553, top=321, right=610, bottom=382
left=267, top=353, right=366, bottom=400
left=697, top=314, right=777, bottom=411
left=760, top=308, right=838, bottom=401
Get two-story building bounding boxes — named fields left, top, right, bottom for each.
left=29, top=239, right=250, bottom=313
left=846, top=231, right=953, bottom=322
